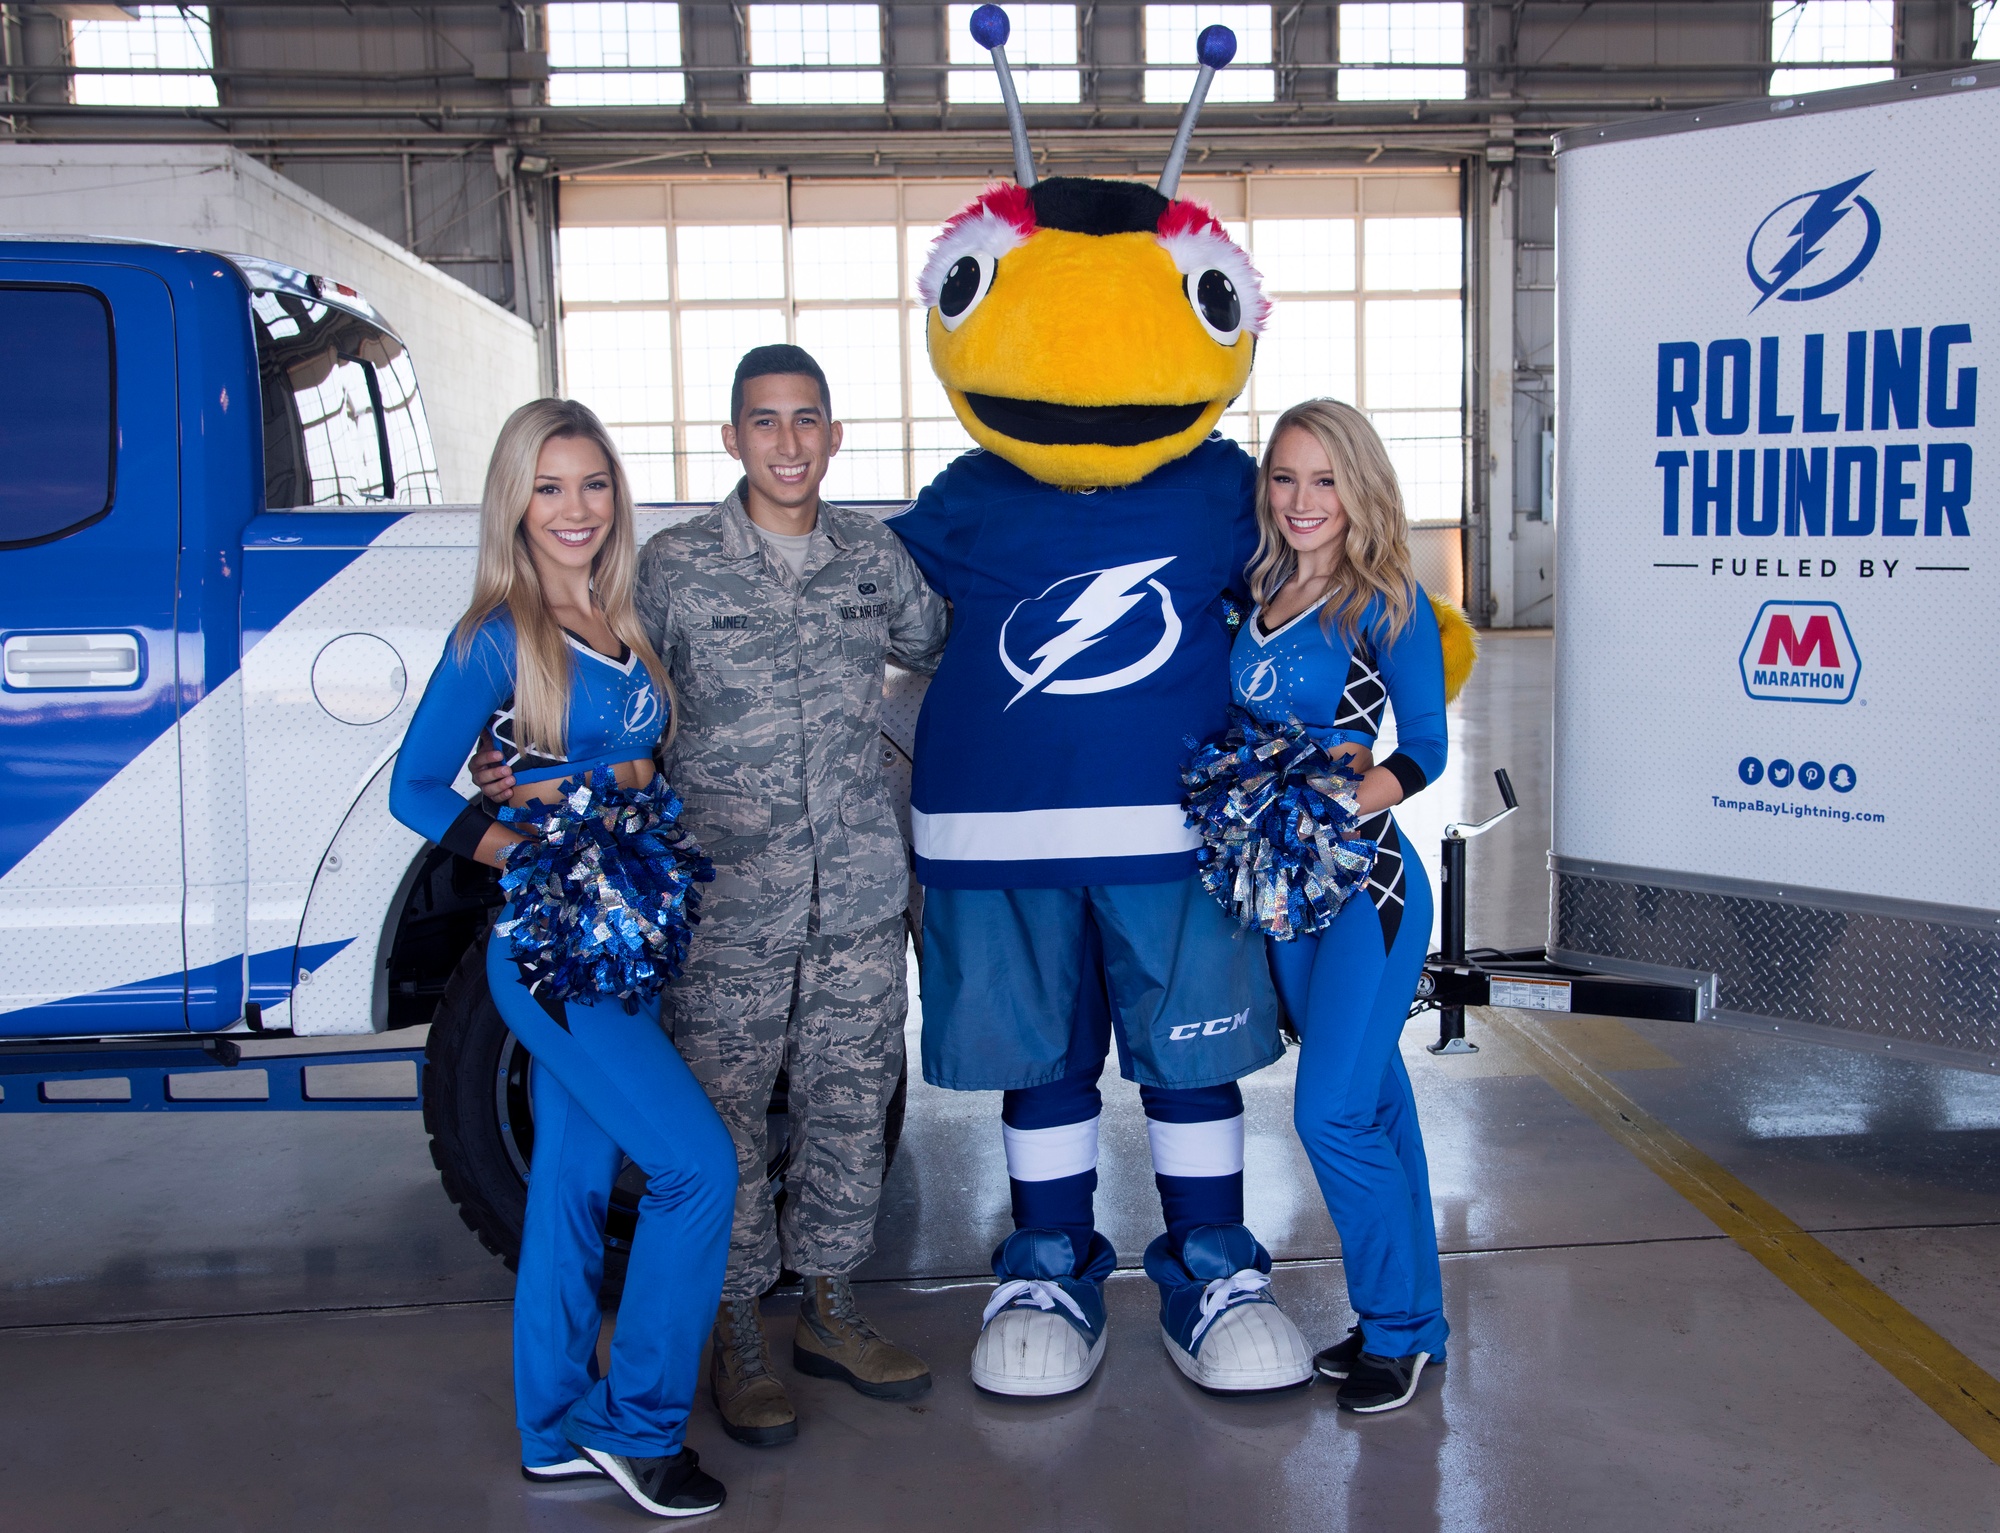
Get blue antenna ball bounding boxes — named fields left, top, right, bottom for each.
left=970, top=4, right=1011, bottom=48
left=1196, top=24, right=1237, bottom=68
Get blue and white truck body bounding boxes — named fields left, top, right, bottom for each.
left=0, top=239, right=475, bottom=1044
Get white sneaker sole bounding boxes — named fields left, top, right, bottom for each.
left=1342, top=1352, right=1433, bottom=1414
left=521, top=1456, right=605, bottom=1483
left=969, top=1307, right=1108, bottom=1398
left=1162, top=1301, right=1315, bottom=1395
left=576, top=1446, right=724, bottom=1519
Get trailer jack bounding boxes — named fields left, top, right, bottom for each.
left=1419, top=770, right=1714, bottom=1055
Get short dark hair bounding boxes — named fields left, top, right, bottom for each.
left=731, top=344, right=832, bottom=424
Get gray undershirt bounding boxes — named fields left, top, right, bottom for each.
left=752, top=521, right=814, bottom=582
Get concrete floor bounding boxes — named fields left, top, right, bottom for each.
left=6, top=632, right=1999, bottom=1530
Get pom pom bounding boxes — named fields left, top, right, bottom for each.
left=1430, top=593, right=1478, bottom=702
left=1182, top=711, right=1377, bottom=941
left=970, top=4, right=1011, bottom=48
left=492, top=770, right=715, bottom=1011
left=1196, top=24, right=1237, bottom=69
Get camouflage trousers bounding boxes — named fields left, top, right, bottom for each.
left=664, top=907, right=908, bottom=1301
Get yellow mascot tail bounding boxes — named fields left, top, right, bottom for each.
left=1431, top=593, right=1478, bottom=703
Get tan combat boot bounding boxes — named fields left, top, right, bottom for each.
left=792, top=1275, right=933, bottom=1400
left=710, top=1297, right=798, bottom=1446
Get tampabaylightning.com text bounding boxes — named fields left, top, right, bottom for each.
left=1710, top=796, right=1884, bottom=825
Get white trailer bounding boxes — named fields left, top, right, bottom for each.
left=0, top=144, right=538, bottom=502
left=1539, top=69, right=1998, bottom=1070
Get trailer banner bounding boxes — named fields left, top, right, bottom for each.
left=1555, top=81, right=1997, bottom=917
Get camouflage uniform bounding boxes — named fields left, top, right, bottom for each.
left=636, top=485, right=948, bottom=1301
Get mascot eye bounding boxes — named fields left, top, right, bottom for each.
left=936, top=252, right=996, bottom=331
left=1186, top=269, right=1243, bottom=345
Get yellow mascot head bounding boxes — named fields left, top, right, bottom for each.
left=921, top=10, right=1265, bottom=489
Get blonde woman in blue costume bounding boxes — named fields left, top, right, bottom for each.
left=390, top=399, right=734, bottom=1518
left=1197, top=398, right=1460, bottom=1414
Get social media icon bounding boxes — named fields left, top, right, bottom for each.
left=1768, top=758, right=1794, bottom=788
left=1738, top=756, right=1764, bottom=786
left=1798, top=761, right=1826, bottom=791
left=1830, top=763, right=1857, bottom=793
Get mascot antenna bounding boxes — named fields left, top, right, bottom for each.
left=967, top=5, right=1234, bottom=196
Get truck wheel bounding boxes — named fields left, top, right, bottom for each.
left=424, top=934, right=531, bottom=1268
left=424, top=929, right=910, bottom=1288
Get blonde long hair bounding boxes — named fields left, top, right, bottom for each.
left=1247, top=398, right=1419, bottom=645
left=453, top=398, right=673, bottom=758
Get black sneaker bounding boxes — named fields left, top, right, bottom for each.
left=576, top=1445, right=726, bottom=1518
left=521, top=1455, right=606, bottom=1483
left=1312, top=1327, right=1364, bottom=1381
left=1335, top=1351, right=1433, bottom=1414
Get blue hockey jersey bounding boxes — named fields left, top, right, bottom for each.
left=887, top=437, right=1260, bottom=889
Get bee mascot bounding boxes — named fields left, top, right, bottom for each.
left=885, top=8, right=1312, bottom=1398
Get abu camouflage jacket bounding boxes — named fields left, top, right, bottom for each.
left=636, top=485, right=948, bottom=947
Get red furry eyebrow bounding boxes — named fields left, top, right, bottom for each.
left=945, top=182, right=1039, bottom=237
left=1155, top=199, right=1228, bottom=239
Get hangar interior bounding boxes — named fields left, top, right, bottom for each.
left=2, top=4, right=1999, bottom=1529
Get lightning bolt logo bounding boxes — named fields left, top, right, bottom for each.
left=997, top=557, right=1183, bottom=708
left=1240, top=657, right=1279, bottom=703
left=1746, top=172, right=1882, bottom=312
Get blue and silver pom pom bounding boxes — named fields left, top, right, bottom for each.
left=1182, top=711, right=1377, bottom=941
left=492, top=769, right=715, bottom=1009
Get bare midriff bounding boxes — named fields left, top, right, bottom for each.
left=505, top=756, right=656, bottom=810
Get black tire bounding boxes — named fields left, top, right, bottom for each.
left=423, top=932, right=531, bottom=1269
left=424, top=928, right=911, bottom=1290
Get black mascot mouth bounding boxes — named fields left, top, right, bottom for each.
left=962, top=392, right=1208, bottom=447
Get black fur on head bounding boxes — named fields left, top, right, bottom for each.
left=1027, top=177, right=1170, bottom=236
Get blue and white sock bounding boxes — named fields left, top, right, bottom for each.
left=1001, top=1069, right=1105, bottom=1266
left=1142, top=1083, right=1246, bottom=1255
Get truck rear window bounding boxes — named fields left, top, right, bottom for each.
left=251, top=291, right=442, bottom=508
left=0, top=286, right=114, bottom=549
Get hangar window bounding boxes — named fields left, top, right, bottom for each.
left=1978, top=2, right=2000, bottom=58
left=1337, top=3, right=1466, bottom=102
left=948, top=4, right=1080, bottom=103
left=547, top=2, right=686, bottom=106
left=1145, top=6, right=1274, bottom=102
left=68, top=4, right=217, bottom=109
left=1768, top=1, right=1895, bottom=96
left=557, top=174, right=1462, bottom=523
left=750, top=4, right=884, bottom=104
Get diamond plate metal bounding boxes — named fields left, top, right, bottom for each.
left=1555, top=873, right=2000, bottom=1060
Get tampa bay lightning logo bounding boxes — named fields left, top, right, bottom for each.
left=622, top=683, right=661, bottom=734
left=997, top=557, right=1182, bottom=708
left=1239, top=656, right=1280, bottom=703
left=1746, top=172, right=1881, bottom=312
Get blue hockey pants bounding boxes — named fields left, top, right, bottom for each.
left=487, top=929, right=736, bottom=1466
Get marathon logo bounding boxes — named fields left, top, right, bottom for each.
left=1739, top=600, right=1860, bottom=704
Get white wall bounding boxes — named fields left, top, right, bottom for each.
left=0, top=145, right=538, bottom=503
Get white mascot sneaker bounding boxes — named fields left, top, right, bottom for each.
left=1146, top=1226, right=1315, bottom=1394
left=970, top=1229, right=1114, bottom=1398
left=1160, top=1276, right=1315, bottom=1394
left=970, top=1285, right=1108, bottom=1397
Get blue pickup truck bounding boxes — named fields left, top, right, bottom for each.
left=0, top=237, right=900, bottom=1284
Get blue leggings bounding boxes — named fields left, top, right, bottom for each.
left=1269, top=828, right=1449, bottom=1360
left=487, top=931, right=736, bottom=1466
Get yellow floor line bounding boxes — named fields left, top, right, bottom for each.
left=1478, top=1006, right=2000, bottom=1465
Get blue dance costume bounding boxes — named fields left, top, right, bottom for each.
left=390, top=614, right=735, bottom=1466
left=1232, top=590, right=1451, bottom=1362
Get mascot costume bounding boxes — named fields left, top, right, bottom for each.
left=886, top=8, right=1307, bottom=1398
